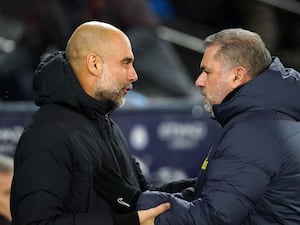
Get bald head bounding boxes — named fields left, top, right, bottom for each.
left=65, top=21, right=127, bottom=73
left=64, top=21, right=136, bottom=101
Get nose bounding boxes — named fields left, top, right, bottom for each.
left=129, top=66, right=138, bottom=82
left=195, top=73, right=206, bottom=87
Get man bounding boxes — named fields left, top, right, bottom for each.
left=10, top=21, right=170, bottom=225
left=94, top=28, right=300, bottom=224
left=0, top=155, right=13, bottom=225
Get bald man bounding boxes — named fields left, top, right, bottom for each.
left=10, top=21, right=169, bottom=225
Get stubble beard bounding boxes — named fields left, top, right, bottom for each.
left=203, top=102, right=215, bottom=118
left=201, top=89, right=215, bottom=118
left=202, top=72, right=229, bottom=118
left=95, top=88, right=125, bottom=109
left=94, top=66, right=125, bottom=109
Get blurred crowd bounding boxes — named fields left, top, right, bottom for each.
left=0, top=0, right=299, bottom=101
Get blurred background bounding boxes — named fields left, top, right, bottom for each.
left=0, top=0, right=299, bottom=184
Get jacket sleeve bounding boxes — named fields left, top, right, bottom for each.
left=137, top=122, right=282, bottom=225
left=137, top=191, right=194, bottom=225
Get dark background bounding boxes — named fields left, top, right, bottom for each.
left=1, top=0, right=299, bottom=81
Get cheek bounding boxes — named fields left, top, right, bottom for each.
left=205, top=79, right=225, bottom=104
left=205, top=78, right=216, bottom=95
left=108, top=77, right=124, bottom=91
left=109, top=68, right=125, bottom=83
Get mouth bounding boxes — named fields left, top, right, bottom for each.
left=123, top=84, right=132, bottom=95
left=200, top=90, right=209, bottom=103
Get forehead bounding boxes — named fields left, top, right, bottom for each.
left=107, top=33, right=134, bottom=60
left=200, top=45, right=220, bottom=68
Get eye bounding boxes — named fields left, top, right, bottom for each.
left=122, top=57, right=133, bottom=65
left=199, top=67, right=210, bottom=75
left=205, top=70, right=211, bottom=75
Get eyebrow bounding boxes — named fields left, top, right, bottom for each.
left=122, top=57, right=134, bottom=64
left=199, top=66, right=212, bottom=74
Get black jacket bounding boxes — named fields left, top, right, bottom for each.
left=137, top=57, right=300, bottom=224
left=10, top=51, right=146, bottom=225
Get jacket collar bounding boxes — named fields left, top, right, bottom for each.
left=213, top=57, right=300, bottom=126
left=33, top=51, right=115, bottom=119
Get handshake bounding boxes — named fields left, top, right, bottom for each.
left=93, top=164, right=197, bottom=225
left=94, top=164, right=195, bottom=213
left=93, top=164, right=174, bottom=225
left=94, top=165, right=196, bottom=225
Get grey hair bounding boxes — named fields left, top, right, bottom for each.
left=204, top=28, right=272, bottom=77
left=0, top=154, right=14, bottom=172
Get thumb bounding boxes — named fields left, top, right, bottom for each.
left=138, top=203, right=171, bottom=224
left=150, top=202, right=171, bottom=217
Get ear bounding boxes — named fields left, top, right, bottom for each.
left=86, top=53, right=102, bottom=76
left=230, top=66, right=249, bottom=89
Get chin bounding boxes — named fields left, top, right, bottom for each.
left=204, top=103, right=215, bottom=118
left=118, top=99, right=126, bottom=108
left=113, top=97, right=125, bottom=109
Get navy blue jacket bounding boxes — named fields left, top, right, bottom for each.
left=137, top=58, right=300, bottom=225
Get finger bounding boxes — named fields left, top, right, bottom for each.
left=140, top=202, right=171, bottom=218
left=137, top=203, right=171, bottom=224
left=151, top=202, right=171, bottom=217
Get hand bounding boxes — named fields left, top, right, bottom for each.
left=94, top=164, right=141, bottom=213
left=158, top=178, right=196, bottom=193
left=138, top=202, right=171, bottom=225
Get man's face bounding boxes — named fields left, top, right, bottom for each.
left=195, top=45, right=234, bottom=115
left=95, top=35, right=138, bottom=108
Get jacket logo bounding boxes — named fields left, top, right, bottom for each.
left=117, top=197, right=130, bottom=208
left=201, top=157, right=209, bottom=170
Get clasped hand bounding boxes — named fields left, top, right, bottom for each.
left=93, top=164, right=171, bottom=225
left=93, top=164, right=141, bottom=213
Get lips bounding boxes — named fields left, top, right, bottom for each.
left=123, top=84, right=132, bottom=95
